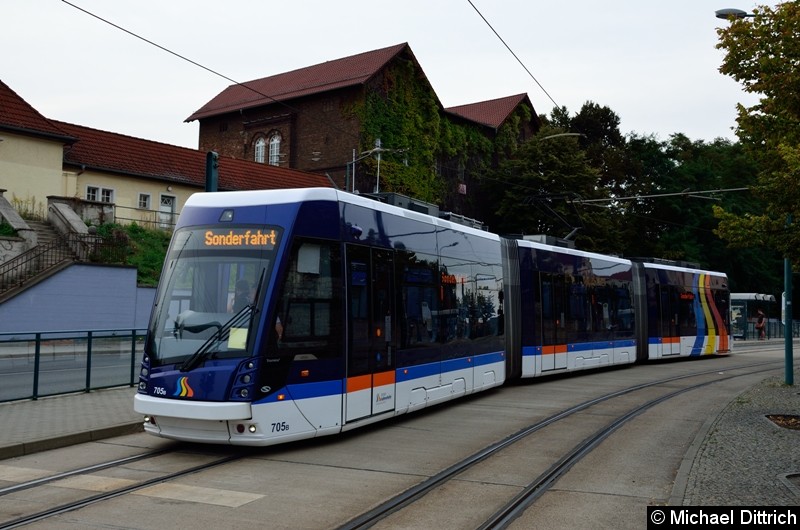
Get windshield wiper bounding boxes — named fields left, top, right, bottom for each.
left=179, top=306, right=252, bottom=372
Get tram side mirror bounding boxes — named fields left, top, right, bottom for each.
left=298, top=244, right=321, bottom=274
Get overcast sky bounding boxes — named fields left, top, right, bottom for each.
left=3, top=0, right=762, bottom=149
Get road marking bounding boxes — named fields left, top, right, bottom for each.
left=46, top=473, right=263, bottom=507
left=53, top=475, right=137, bottom=491
left=0, top=465, right=52, bottom=482
left=134, top=483, right=264, bottom=507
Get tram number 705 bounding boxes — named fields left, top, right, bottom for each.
left=271, top=422, right=290, bottom=432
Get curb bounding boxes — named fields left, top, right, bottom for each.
left=0, top=422, right=143, bottom=461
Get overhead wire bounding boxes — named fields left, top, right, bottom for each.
left=61, top=0, right=561, bottom=161
left=59, top=0, right=558, bottom=186
left=466, top=0, right=559, bottom=108
left=60, top=0, right=360, bottom=142
left=60, top=0, right=735, bottom=240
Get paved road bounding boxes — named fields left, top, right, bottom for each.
left=0, top=342, right=797, bottom=529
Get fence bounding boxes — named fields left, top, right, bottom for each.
left=2, top=320, right=795, bottom=404
left=114, top=204, right=178, bottom=231
left=0, top=328, right=145, bottom=402
left=0, top=232, right=130, bottom=297
left=732, top=317, right=800, bottom=341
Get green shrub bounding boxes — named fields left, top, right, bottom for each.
left=96, top=223, right=171, bottom=286
left=0, top=221, right=17, bottom=237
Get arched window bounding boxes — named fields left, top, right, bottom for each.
left=268, top=134, right=281, bottom=166
left=254, top=137, right=266, bottom=164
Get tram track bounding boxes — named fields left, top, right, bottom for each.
left=0, top=356, right=785, bottom=529
left=0, top=449, right=171, bottom=497
left=0, top=447, right=245, bottom=529
left=337, top=358, right=782, bottom=529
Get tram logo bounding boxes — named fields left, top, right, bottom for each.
left=174, top=376, right=194, bottom=398
left=375, top=392, right=393, bottom=403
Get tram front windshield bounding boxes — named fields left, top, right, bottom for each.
left=146, top=225, right=281, bottom=367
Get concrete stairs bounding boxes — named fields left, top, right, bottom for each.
left=0, top=220, right=76, bottom=303
left=25, top=219, right=61, bottom=247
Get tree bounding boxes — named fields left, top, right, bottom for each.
left=713, top=2, right=800, bottom=267
left=486, top=120, right=614, bottom=250
left=488, top=100, right=770, bottom=291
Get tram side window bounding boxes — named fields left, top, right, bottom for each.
left=399, top=254, right=438, bottom=347
left=273, top=240, right=342, bottom=358
left=614, top=285, right=635, bottom=336
left=656, top=285, right=677, bottom=338
left=565, top=278, right=588, bottom=343
left=678, top=289, right=698, bottom=333
left=541, top=273, right=566, bottom=346
left=472, top=263, right=503, bottom=340
left=714, top=290, right=730, bottom=329
left=439, top=258, right=503, bottom=347
left=541, top=275, right=554, bottom=345
left=589, top=283, right=615, bottom=335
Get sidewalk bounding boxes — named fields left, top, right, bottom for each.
left=673, top=371, right=800, bottom=505
left=0, top=386, right=142, bottom=459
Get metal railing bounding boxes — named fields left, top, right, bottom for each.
left=733, top=319, right=800, bottom=341
left=113, top=204, right=178, bottom=231
left=0, top=233, right=128, bottom=297
left=0, top=328, right=146, bottom=402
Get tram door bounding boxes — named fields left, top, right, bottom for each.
left=660, top=286, right=680, bottom=356
left=345, top=246, right=396, bottom=423
left=540, top=273, right=567, bottom=371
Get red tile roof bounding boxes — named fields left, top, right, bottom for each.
left=445, top=93, right=532, bottom=129
left=186, top=43, right=411, bottom=122
left=0, top=79, right=75, bottom=141
left=53, top=120, right=332, bottom=191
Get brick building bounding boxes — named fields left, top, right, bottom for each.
left=187, top=43, right=539, bottom=220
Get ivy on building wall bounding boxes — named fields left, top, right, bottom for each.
left=352, top=58, right=523, bottom=207
left=494, top=104, right=533, bottom=159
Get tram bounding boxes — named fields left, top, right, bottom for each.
left=134, top=188, right=730, bottom=446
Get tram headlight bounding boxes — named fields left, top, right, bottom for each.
left=138, top=381, right=147, bottom=391
left=140, top=367, right=149, bottom=377
left=239, top=388, right=249, bottom=398
left=242, top=374, right=251, bottom=383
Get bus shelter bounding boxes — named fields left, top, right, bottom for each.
left=730, top=293, right=776, bottom=340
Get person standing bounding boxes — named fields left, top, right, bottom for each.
left=230, top=280, right=252, bottom=313
left=755, top=309, right=766, bottom=340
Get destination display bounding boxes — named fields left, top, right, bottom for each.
left=204, top=229, right=279, bottom=248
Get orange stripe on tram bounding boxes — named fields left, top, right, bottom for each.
left=373, top=371, right=395, bottom=387
left=346, top=374, right=372, bottom=393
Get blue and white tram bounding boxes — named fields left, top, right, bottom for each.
left=502, top=238, right=637, bottom=379
left=631, top=259, right=731, bottom=359
left=134, top=188, right=507, bottom=445
left=134, top=187, right=731, bottom=447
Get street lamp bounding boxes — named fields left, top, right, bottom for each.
left=716, top=7, right=793, bottom=385
left=346, top=148, right=380, bottom=193
left=347, top=139, right=408, bottom=194
left=715, top=8, right=755, bottom=19
left=539, top=132, right=585, bottom=141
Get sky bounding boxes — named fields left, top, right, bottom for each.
left=3, top=0, right=763, bottom=150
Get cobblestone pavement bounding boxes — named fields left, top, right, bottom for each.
left=679, top=373, right=800, bottom=505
